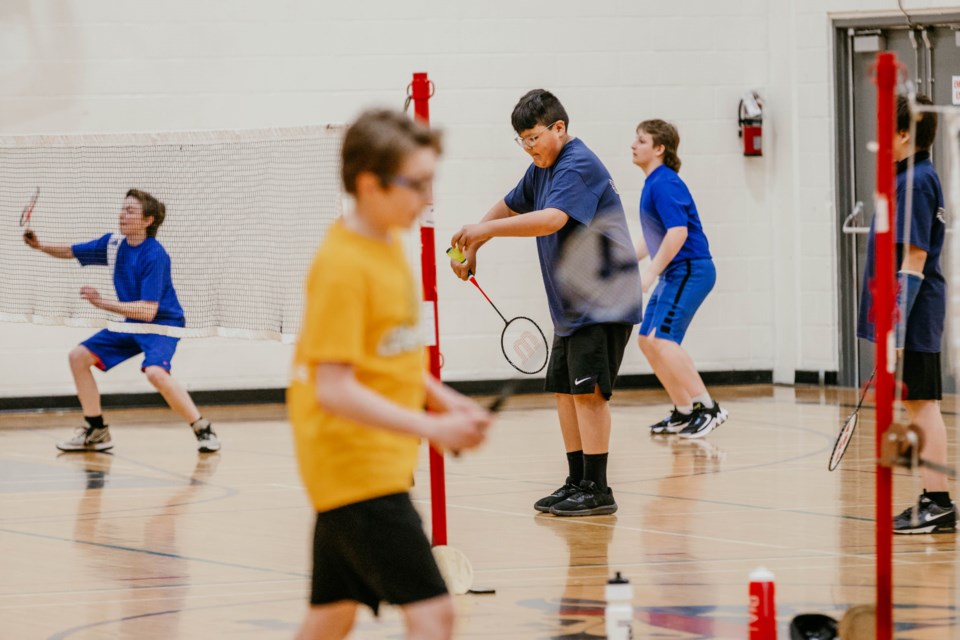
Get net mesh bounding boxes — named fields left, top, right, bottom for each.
left=0, top=126, right=344, bottom=341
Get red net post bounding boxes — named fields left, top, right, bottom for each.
left=409, top=72, right=448, bottom=547
left=873, top=51, right=897, bottom=640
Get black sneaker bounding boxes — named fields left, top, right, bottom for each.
left=678, top=402, right=728, bottom=439
left=893, top=492, right=957, bottom=534
left=649, top=407, right=693, bottom=435
left=534, top=477, right=582, bottom=513
left=549, top=480, right=618, bottom=517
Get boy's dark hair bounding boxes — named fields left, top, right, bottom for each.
left=511, top=89, right=569, bottom=133
left=341, top=109, right=443, bottom=195
left=637, top=119, right=682, bottom=172
left=897, top=94, right=937, bottom=151
left=126, top=188, right=165, bottom=237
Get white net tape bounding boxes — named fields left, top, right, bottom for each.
left=0, top=125, right=344, bottom=342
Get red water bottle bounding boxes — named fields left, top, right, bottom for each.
left=748, top=567, right=777, bottom=639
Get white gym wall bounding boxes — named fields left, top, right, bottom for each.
left=0, top=0, right=946, bottom=400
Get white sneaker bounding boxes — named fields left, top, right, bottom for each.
left=192, top=419, right=221, bottom=453
left=57, top=426, right=113, bottom=452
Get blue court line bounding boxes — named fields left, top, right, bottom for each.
left=46, top=596, right=297, bottom=640
left=0, top=526, right=308, bottom=579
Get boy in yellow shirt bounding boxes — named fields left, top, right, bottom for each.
left=288, top=109, right=492, bottom=640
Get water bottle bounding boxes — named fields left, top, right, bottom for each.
left=748, top=566, right=777, bottom=639
left=605, top=571, right=633, bottom=639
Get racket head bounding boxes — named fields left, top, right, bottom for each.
left=19, top=187, right=39, bottom=227
left=501, top=316, right=549, bottom=374
left=828, top=411, right=859, bottom=471
left=553, top=217, right=643, bottom=325
left=431, top=544, right=473, bottom=595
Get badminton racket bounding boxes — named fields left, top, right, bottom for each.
left=20, top=187, right=40, bottom=245
left=828, top=367, right=876, bottom=471
left=19, top=187, right=39, bottom=228
left=446, top=247, right=548, bottom=375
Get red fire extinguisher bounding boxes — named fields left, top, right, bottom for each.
left=738, top=91, right=763, bottom=156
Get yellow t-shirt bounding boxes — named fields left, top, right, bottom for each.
left=288, top=221, right=425, bottom=513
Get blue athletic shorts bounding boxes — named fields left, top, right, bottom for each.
left=639, top=258, right=715, bottom=344
left=81, top=329, right=180, bottom=372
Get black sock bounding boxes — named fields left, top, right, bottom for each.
left=84, top=415, right=105, bottom=430
left=583, top=452, right=609, bottom=489
left=566, top=450, right=584, bottom=484
left=925, top=490, right=952, bottom=508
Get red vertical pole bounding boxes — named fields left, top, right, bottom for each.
left=410, top=72, right=448, bottom=547
left=873, top=51, right=896, bottom=640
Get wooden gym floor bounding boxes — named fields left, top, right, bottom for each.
left=0, top=384, right=956, bottom=638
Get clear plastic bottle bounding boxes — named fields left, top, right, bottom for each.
left=605, top=571, right=634, bottom=640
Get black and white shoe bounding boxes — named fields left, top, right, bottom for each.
left=649, top=407, right=693, bottom=435
left=678, top=402, right=728, bottom=439
left=893, top=493, right=956, bottom=534
left=192, top=419, right=221, bottom=453
left=57, top=426, right=113, bottom=452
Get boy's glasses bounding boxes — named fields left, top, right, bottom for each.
left=392, top=175, right=432, bottom=195
left=514, top=121, right=559, bottom=149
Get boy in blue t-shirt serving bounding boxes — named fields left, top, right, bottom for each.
left=858, top=95, right=953, bottom=534
left=23, top=189, right=220, bottom=454
left=450, top=89, right=642, bottom=516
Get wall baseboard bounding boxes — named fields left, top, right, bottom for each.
left=793, top=370, right=839, bottom=385
left=0, top=370, right=774, bottom=413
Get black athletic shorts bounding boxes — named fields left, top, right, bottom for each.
left=310, top=492, right=447, bottom=614
left=901, top=350, right=942, bottom=401
left=544, top=323, right=633, bottom=400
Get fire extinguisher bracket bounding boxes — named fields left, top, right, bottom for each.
left=738, top=91, right=764, bottom=156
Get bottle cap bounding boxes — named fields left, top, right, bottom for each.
left=749, top=566, right=775, bottom=581
left=607, top=571, right=630, bottom=584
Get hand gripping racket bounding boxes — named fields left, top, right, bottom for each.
left=828, top=368, right=876, bottom=471
left=447, top=247, right=549, bottom=375
left=20, top=187, right=39, bottom=228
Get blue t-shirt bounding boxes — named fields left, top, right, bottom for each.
left=71, top=234, right=186, bottom=327
left=639, top=164, right=712, bottom=264
left=857, top=152, right=945, bottom=352
left=504, top=137, right=642, bottom=336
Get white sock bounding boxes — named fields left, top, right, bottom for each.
left=677, top=404, right=693, bottom=415
left=692, top=393, right=714, bottom=409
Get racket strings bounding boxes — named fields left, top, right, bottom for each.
left=502, top=317, right=548, bottom=375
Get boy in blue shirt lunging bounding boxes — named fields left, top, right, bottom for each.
left=24, top=189, right=220, bottom=454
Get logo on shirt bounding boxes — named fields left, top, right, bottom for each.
left=608, top=178, right=619, bottom=195
left=937, top=206, right=946, bottom=224
left=378, top=324, right=423, bottom=356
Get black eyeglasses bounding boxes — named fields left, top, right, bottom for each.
left=514, top=121, right=560, bottom=149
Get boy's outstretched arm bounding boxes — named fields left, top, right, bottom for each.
left=449, top=200, right=516, bottom=281
left=315, top=363, right=490, bottom=453
left=22, top=230, right=74, bottom=259
left=79, top=286, right=160, bottom=322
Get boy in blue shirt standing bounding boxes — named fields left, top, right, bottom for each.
left=451, top=89, right=642, bottom=516
left=858, top=95, right=954, bottom=534
left=23, top=189, right=220, bottom=454
left=632, top=119, right=727, bottom=439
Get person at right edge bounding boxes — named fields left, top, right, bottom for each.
left=858, top=94, right=954, bottom=534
